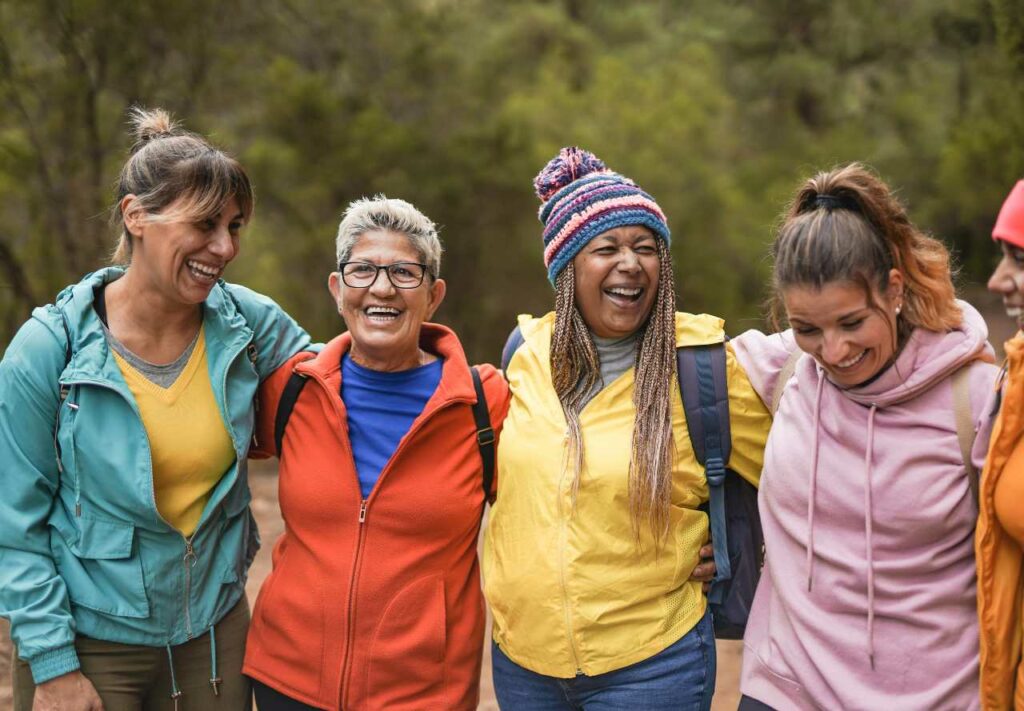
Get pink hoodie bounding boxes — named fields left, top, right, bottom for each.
left=732, top=302, right=998, bottom=711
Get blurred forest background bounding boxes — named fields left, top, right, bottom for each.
left=1, top=0, right=1022, bottom=362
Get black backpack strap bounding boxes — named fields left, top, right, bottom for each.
left=470, top=366, right=496, bottom=503
left=500, top=326, right=525, bottom=373
left=677, top=342, right=733, bottom=602
left=274, top=372, right=309, bottom=456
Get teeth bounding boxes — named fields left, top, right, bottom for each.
left=366, top=306, right=399, bottom=318
left=187, top=260, right=219, bottom=277
left=1006, top=306, right=1022, bottom=318
left=838, top=351, right=866, bottom=368
left=607, top=287, right=641, bottom=296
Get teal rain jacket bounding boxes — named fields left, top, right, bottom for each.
left=0, top=268, right=310, bottom=683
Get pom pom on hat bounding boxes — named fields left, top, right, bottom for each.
left=993, top=180, right=1024, bottom=250
left=534, top=147, right=609, bottom=202
left=533, top=146, right=670, bottom=284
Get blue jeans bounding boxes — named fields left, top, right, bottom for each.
left=492, top=610, right=716, bottom=710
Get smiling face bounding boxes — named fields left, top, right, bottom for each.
left=571, top=226, right=660, bottom=339
left=328, top=229, right=446, bottom=371
left=784, top=271, right=904, bottom=388
left=124, top=194, right=243, bottom=306
left=988, top=240, right=1024, bottom=324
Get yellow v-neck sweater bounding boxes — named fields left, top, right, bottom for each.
left=112, top=327, right=235, bottom=536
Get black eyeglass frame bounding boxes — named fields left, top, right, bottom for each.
left=336, top=260, right=433, bottom=289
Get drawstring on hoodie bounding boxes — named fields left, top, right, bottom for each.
left=165, top=627, right=221, bottom=708
left=805, top=374, right=826, bottom=592
left=209, top=625, right=222, bottom=695
left=805, top=367, right=881, bottom=669
left=864, top=405, right=878, bottom=669
left=165, top=645, right=183, bottom=710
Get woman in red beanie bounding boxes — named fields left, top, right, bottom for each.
left=978, top=180, right=1024, bottom=710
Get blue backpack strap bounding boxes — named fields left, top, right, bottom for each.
left=677, top=342, right=733, bottom=603
left=500, top=326, right=525, bottom=373
left=469, top=366, right=496, bottom=504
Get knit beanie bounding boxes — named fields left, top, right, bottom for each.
left=534, top=147, right=671, bottom=284
left=993, top=180, right=1024, bottom=249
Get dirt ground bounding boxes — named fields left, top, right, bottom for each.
left=1, top=287, right=1011, bottom=710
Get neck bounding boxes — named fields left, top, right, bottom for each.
left=348, top=343, right=435, bottom=372
left=105, top=267, right=202, bottom=343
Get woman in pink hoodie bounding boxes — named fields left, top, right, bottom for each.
left=731, top=164, right=998, bottom=710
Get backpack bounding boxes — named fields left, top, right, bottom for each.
left=501, top=326, right=760, bottom=639
left=273, top=365, right=496, bottom=504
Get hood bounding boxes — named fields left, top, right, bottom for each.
left=840, top=300, right=995, bottom=408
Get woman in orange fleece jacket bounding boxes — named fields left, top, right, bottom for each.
left=979, top=179, right=1024, bottom=710
left=242, top=196, right=510, bottom=710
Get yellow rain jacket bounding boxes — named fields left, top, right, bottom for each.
left=483, top=312, right=771, bottom=678
left=978, top=333, right=1024, bottom=710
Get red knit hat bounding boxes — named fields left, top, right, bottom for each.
left=993, top=180, right=1024, bottom=248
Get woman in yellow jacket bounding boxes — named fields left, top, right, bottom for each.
left=482, top=147, right=770, bottom=709
left=979, top=179, right=1024, bottom=710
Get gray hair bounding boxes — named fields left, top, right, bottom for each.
left=335, top=196, right=443, bottom=277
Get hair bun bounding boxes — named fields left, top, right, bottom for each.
left=127, top=106, right=181, bottom=152
left=533, top=146, right=608, bottom=202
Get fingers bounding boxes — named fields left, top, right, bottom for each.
left=698, top=543, right=713, bottom=560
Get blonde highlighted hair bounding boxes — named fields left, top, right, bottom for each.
left=111, top=107, right=253, bottom=264
left=771, top=163, right=960, bottom=333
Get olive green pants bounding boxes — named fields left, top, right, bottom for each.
left=13, top=597, right=251, bottom=711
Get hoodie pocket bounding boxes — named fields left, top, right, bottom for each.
left=366, top=573, right=447, bottom=707
left=51, top=516, right=150, bottom=618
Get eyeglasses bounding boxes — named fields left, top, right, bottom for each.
left=337, top=261, right=431, bottom=289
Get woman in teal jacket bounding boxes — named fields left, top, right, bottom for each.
left=0, top=109, right=309, bottom=710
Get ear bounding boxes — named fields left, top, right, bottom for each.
left=328, top=272, right=344, bottom=311
left=424, top=277, right=447, bottom=320
left=886, top=269, right=905, bottom=305
left=121, top=195, right=146, bottom=237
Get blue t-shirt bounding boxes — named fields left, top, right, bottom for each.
left=340, top=353, right=444, bottom=499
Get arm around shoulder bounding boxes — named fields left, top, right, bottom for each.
left=221, top=282, right=313, bottom=379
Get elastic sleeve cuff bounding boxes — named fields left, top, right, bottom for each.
left=28, top=644, right=80, bottom=684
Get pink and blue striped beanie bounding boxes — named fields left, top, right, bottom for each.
left=534, top=146, right=671, bottom=285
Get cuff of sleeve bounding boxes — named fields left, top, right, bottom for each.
left=28, top=644, right=80, bottom=684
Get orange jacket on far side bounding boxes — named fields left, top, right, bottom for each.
left=243, top=323, right=509, bottom=711
left=978, top=333, right=1024, bottom=710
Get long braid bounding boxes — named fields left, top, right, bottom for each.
left=629, top=240, right=677, bottom=542
left=550, top=241, right=678, bottom=542
left=551, top=263, right=601, bottom=508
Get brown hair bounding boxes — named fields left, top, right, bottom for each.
left=770, top=163, right=960, bottom=334
left=551, top=239, right=677, bottom=543
left=111, top=107, right=254, bottom=264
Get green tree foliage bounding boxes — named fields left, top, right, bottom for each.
left=1, top=0, right=1021, bottom=360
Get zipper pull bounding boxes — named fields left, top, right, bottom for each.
left=358, top=500, right=367, bottom=523
left=183, top=540, right=197, bottom=567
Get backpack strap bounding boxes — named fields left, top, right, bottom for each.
left=274, top=371, right=309, bottom=456
left=677, top=342, right=732, bottom=601
left=770, top=348, right=801, bottom=415
left=500, top=326, right=525, bottom=373
left=951, top=364, right=979, bottom=509
left=469, top=366, right=496, bottom=504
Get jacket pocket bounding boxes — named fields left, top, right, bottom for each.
left=51, top=516, right=150, bottom=618
left=215, top=485, right=256, bottom=585
left=366, top=573, right=447, bottom=708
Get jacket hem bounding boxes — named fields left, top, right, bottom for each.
left=27, top=644, right=80, bottom=684
left=493, top=603, right=705, bottom=678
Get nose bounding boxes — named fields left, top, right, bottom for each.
left=615, top=248, right=641, bottom=272
left=988, top=256, right=1019, bottom=295
left=368, top=267, right=396, bottom=296
left=820, top=332, right=851, bottom=366
left=208, top=226, right=237, bottom=262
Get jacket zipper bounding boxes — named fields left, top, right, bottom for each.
left=559, top=515, right=583, bottom=674
left=182, top=536, right=197, bottom=638
left=340, top=499, right=368, bottom=710
left=299, top=368, right=472, bottom=709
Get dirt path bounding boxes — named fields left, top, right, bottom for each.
left=1, top=288, right=1010, bottom=709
